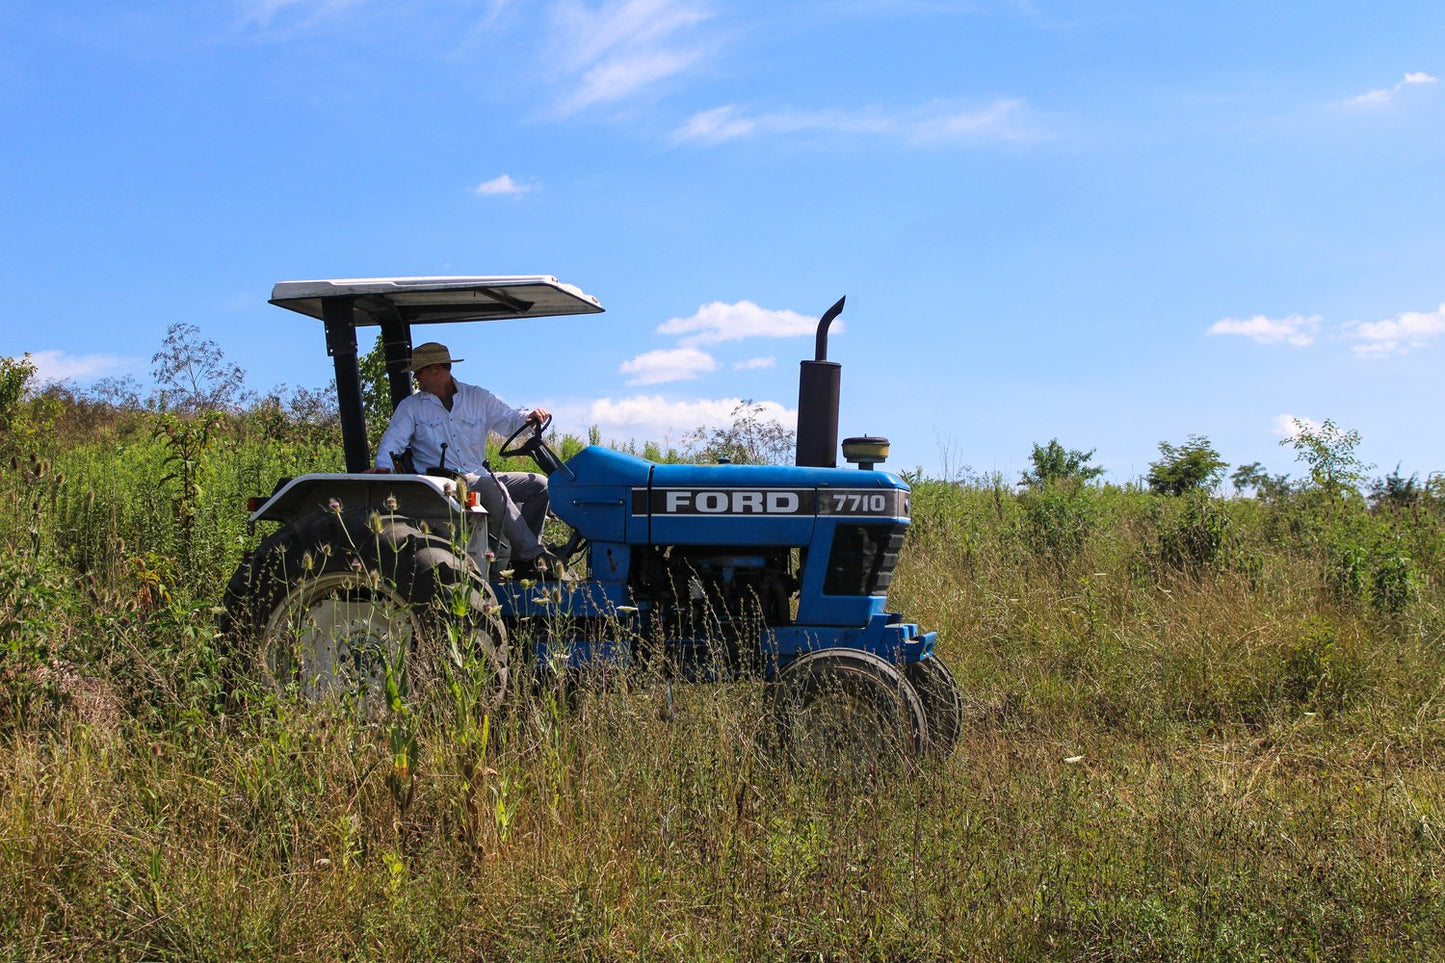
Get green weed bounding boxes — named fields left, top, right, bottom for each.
left=1, top=398, right=1443, bottom=958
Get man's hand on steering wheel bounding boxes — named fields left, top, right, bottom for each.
left=500, top=410, right=567, bottom=478
left=501, top=411, right=552, bottom=459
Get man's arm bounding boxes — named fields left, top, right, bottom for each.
left=461, top=380, right=549, bottom=443
left=369, top=399, right=417, bottom=473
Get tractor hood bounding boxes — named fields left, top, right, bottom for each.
left=269, top=276, right=604, bottom=326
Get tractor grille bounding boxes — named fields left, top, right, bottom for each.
left=823, top=523, right=907, bottom=596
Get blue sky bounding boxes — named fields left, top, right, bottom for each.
left=3, top=0, right=1443, bottom=484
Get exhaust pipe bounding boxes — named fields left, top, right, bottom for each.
left=795, top=296, right=845, bottom=468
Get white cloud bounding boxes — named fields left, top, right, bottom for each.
left=675, top=105, right=756, bottom=142
left=471, top=174, right=532, bottom=196
left=619, top=346, right=717, bottom=384
left=1273, top=414, right=1322, bottom=439
left=673, top=99, right=1034, bottom=146
left=1347, top=303, right=1445, bottom=358
left=733, top=356, right=775, bottom=370
left=25, top=349, right=132, bottom=384
left=570, top=50, right=700, bottom=113
left=1346, top=89, right=1393, bottom=108
left=911, top=99, right=1033, bottom=143
left=1343, top=71, right=1438, bottom=108
left=657, top=300, right=829, bottom=346
left=565, top=394, right=795, bottom=443
left=548, top=0, right=713, bottom=114
left=1207, top=314, right=1321, bottom=347
left=1209, top=301, right=1445, bottom=358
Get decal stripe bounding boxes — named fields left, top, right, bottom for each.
left=630, top=487, right=909, bottom=518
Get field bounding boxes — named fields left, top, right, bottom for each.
left=2, top=394, right=1443, bottom=960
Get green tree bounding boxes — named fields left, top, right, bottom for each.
left=687, top=400, right=795, bottom=465
left=1019, top=439, right=1104, bottom=488
left=1281, top=418, right=1371, bottom=500
left=1231, top=461, right=1291, bottom=500
left=1146, top=434, right=1227, bottom=496
left=0, top=354, right=36, bottom=437
left=1368, top=464, right=1422, bottom=512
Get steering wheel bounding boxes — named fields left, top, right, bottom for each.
left=500, top=414, right=565, bottom=476
left=501, top=413, right=550, bottom=459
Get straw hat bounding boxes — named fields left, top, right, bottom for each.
left=403, top=342, right=464, bottom=373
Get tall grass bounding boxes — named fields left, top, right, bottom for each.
left=1, top=411, right=1443, bottom=958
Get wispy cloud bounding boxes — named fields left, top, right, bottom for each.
left=237, top=0, right=363, bottom=30
left=471, top=174, right=533, bottom=196
left=619, top=346, right=718, bottom=384
left=1207, top=314, right=1321, bottom=347
left=26, top=349, right=133, bottom=384
left=1342, top=71, right=1438, bottom=108
left=565, top=394, right=795, bottom=443
left=733, top=356, right=775, bottom=370
left=1347, top=303, right=1445, bottom=358
left=673, top=99, right=1035, bottom=146
left=547, top=0, right=714, bottom=115
left=658, top=301, right=830, bottom=346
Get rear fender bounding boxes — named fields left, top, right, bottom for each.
left=249, top=472, right=483, bottom=531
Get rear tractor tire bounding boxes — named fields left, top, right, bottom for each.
left=222, top=507, right=507, bottom=709
left=772, top=648, right=927, bottom=779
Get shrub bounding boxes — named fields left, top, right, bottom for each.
left=0, top=354, right=36, bottom=437
left=1281, top=418, right=1371, bottom=501
left=1149, top=493, right=1232, bottom=577
left=1146, top=435, right=1227, bottom=496
left=1231, top=461, right=1292, bottom=500
left=1277, top=616, right=1366, bottom=715
left=1017, top=482, right=1099, bottom=578
left=1019, top=438, right=1104, bottom=488
left=1323, top=540, right=1371, bottom=606
left=1369, top=465, right=1423, bottom=512
left=1371, top=551, right=1420, bottom=614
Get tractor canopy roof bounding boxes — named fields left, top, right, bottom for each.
left=269, top=275, right=604, bottom=327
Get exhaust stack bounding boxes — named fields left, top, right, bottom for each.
left=795, top=296, right=846, bottom=468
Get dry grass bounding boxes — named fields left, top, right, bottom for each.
left=2, top=434, right=1444, bottom=958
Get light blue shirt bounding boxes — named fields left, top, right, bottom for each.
left=373, top=378, right=530, bottom=474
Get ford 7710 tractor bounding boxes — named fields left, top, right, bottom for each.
left=223, top=276, right=962, bottom=765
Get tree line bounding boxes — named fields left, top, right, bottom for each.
left=2, top=322, right=1438, bottom=500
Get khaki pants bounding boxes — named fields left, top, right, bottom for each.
left=466, top=470, right=548, bottom=562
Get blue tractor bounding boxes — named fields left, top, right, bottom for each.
left=223, top=276, right=962, bottom=764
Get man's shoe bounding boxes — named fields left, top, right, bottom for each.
left=511, top=549, right=562, bottom=581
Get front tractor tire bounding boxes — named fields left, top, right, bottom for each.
left=772, top=648, right=927, bottom=778
left=222, top=507, right=506, bottom=708
left=906, top=653, right=964, bottom=756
